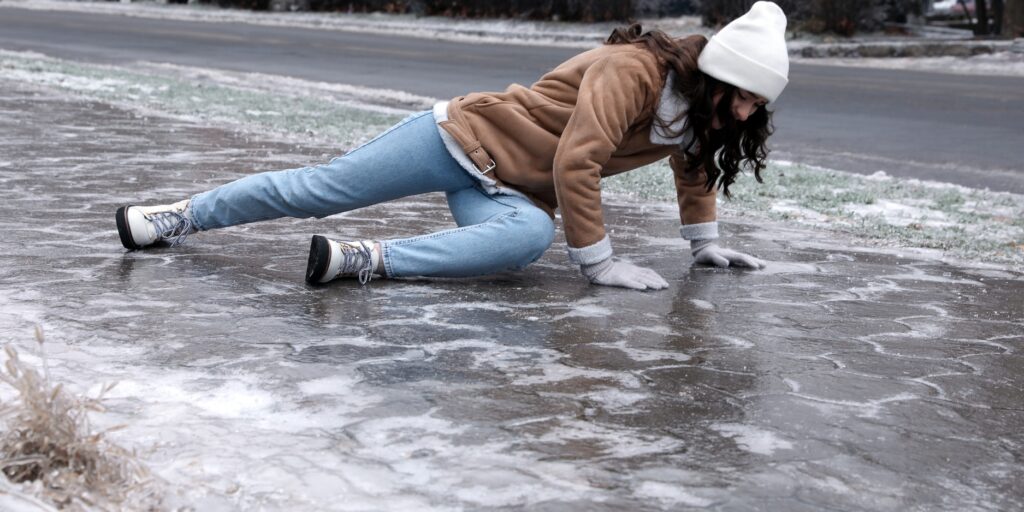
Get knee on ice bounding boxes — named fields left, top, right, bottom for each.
left=503, top=208, right=555, bottom=269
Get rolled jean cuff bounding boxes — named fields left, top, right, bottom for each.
left=679, top=221, right=719, bottom=241
left=187, top=196, right=207, bottom=232
left=567, top=235, right=612, bottom=265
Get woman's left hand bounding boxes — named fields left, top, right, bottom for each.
left=691, top=240, right=766, bottom=269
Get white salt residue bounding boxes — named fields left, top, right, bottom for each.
left=635, top=481, right=714, bottom=507
left=690, top=299, right=714, bottom=310
left=711, top=423, right=793, bottom=456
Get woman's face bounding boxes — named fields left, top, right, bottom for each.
left=711, top=88, right=768, bottom=129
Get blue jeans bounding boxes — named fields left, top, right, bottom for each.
left=188, top=111, right=555, bottom=278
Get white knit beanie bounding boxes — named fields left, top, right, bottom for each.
left=697, top=1, right=789, bottom=103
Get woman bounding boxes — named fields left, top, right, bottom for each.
left=115, top=1, right=789, bottom=291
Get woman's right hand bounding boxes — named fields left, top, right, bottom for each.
left=691, top=240, right=766, bottom=269
left=580, top=258, right=669, bottom=291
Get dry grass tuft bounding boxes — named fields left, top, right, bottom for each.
left=0, top=326, right=163, bottom=511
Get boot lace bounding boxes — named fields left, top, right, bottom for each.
left=338, top=241, right=375, bottom=285
left=148, top=211, right=193, bottom=247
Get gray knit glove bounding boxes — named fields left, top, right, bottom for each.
left=691, top=240, right=766, bottom=269
left=581, top=258, right=669, bottom=290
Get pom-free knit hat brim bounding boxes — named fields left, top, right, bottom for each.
left=696, top=1, right=790, bottom=103
left=698, top=38, right=789, bottom=103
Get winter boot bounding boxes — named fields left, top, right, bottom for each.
left=305, top=235, right=380, bottom=285
left=115, top=199, right=196, bottom=250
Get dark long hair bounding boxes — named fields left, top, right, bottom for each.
left=606, top=24, right=773, bottom=196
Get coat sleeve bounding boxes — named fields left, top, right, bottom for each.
left=670, top=152, right=719, bottom=240
left=553, top=54, right=659, bottom=264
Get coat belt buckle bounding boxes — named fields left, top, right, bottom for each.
left=480, top=159, right=496, bottom=174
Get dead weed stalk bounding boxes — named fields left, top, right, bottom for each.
left=0, top=326, right=163, bottom=511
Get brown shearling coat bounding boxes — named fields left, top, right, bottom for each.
left=438, top=35, right=718, bottom=250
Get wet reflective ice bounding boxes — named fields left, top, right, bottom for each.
left=0, top=83, right=1022, bottom=510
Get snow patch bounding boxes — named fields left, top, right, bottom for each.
left=795, top=52, right=1024, bottom=78
left=843, top=199, right=955, bottom=228
left=635, top=481, right=714, bottom=507
left=298, top=374, right=362, bottom=395
left=711, top=423, right=793, bottom=456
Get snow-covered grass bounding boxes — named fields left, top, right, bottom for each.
left=605, top=161, right=1024, bottom=267
left=2, top=49, right=1021, bottom=269
left=0, top=50, right=418, bottom=149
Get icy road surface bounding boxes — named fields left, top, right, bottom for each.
left=0, top=84, right=1022, bottom=510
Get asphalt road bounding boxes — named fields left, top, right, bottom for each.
left=2, top=7, right=1023, bottom=192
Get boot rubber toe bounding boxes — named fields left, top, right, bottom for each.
left=305, top=235, right=334, bottom=285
